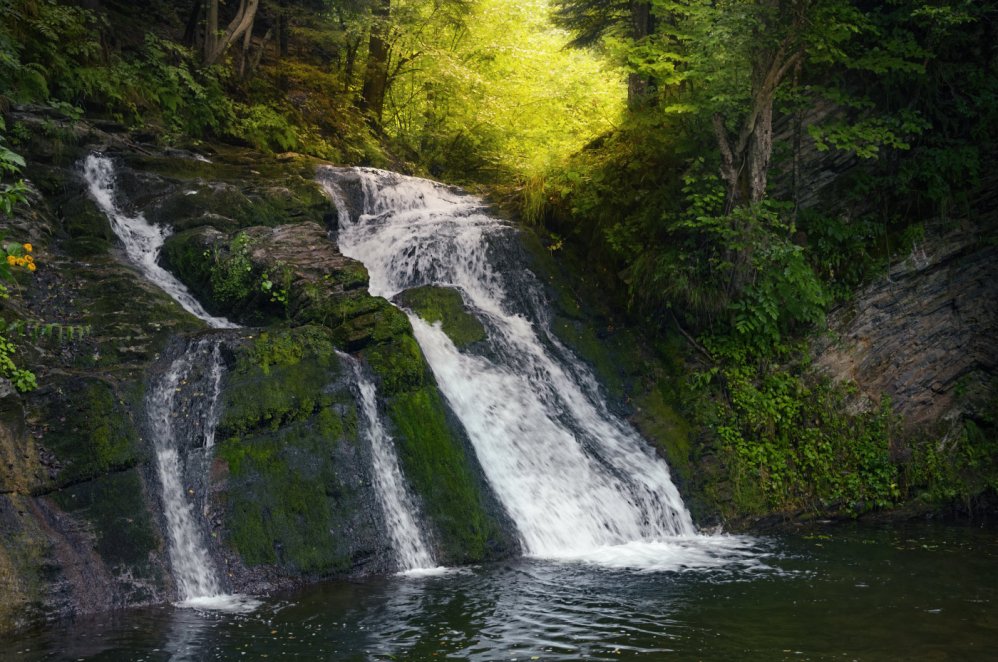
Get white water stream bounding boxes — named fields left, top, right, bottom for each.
left=83, top=153, right=237, bottom=329
left=322, top=167, right=718, bottom=567
left=148, top=340, right=220, bottom=602
left=341, top=353, right=441, bottom=574
left=85, top=154, right=257, bottom=609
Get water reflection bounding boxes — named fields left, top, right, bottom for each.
left=162, top=609, right=216, bottom=662
left=5, top=523, right=998, bottom=661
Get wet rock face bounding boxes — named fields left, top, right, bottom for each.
left=1, top=110, right=519, bottom=634
left=815, top=233, right=998, bottom=425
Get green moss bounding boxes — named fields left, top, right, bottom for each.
left=386, top=385, right=506, bottom=563
left=395, top=286, right=487, bottom=349
left=217, top=326, right=372, bottom=574
left=364, top=334, right=428, bottom=397
left=32, top=379, right=143, bottom=489
left=0, top=494, right=48, bottom=635
left=218, top=393, right=363, bottom=574
left=143, top=174, right=328, bottom=233
left=49, top=469, right=161, bottom=570
left=632, top=386, right=692, bottom=485
left=219, top=326, right=340, bottom=435
left=59, top=196, right=115, bottom=257
left=161, top=229, right=215, bottom=299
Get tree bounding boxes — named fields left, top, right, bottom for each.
left=359, top=0, right=391, bottom=122
left=201, top=0, right=261, bottom=66
left=552, top=0, right=656, bottom=107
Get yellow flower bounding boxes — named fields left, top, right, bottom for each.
left=15, top=257, right=25, bottom=267
left=23, top=243, right=32, bottom=253
left=27, top=262, right=36, bottom=272
left=24, top=255, right=33, bottom=263
left=6, top=255, right=15, bottom=266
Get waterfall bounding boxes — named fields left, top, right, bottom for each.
left=321, top=167, right=698, bottom=563
left=84, top=153, right=256, bottom=608
left=83, top=153, right=237, bottom=330
left=148, top=337, right=257, bottom=610
left=341, top=353, right=439, bottom=574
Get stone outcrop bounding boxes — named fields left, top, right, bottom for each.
left=815, top=231, right=998, bottom=427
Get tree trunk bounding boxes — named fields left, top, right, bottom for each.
left=237, top=13, right=255, bottom=78
left=714, top=41, right=801, bottom=210
left=204, top=0, right=260, bottom=67
left=278, top=0, right=290, bottom=58
left=204, top=0, right=218, bottom=63
left=360, top=0, right=391, bottom=125
left=184, top=1, right=203, bottom=48
left=627, top=0, right=653, bottom=108
left=344, top=37, right=360, bottom=94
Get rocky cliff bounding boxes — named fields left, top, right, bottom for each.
left=0, top=109, right=516, bottom=636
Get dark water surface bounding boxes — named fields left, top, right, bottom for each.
left=5, top=521, right=996, bottom=661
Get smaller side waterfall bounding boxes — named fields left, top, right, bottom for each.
left=342, top=353, right=439, bottom=574
left=83, top=153, right=237, bottom=329
left=148, top=338, right=256, bottom=610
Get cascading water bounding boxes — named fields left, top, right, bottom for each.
left=83, top=153, right=237, bottom=330
left=321, top=167, right=704, bottom=565
left=341, top=353, right=440, bottom=574
left=148, top=339, right=225, bottom=604
left=85, top=153, right=255, bottom=608
left=149, top=337, right=260, bottom=611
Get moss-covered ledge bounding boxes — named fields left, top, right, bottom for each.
left=394, top=285, right=487, bottom=349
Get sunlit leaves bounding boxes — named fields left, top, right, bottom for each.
left=384, top=0, right=626, bottom=181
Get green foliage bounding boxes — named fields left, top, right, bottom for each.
left=259, top=266, right=292, bottom=317
left=0, top=333, right=35, bottom=392
left=384, top=0, right=625, bottom=182
left=208, top=232, right=255, bottom=303
left=800, top=210, right=885, bottom=301
left=905, top=402, right=998, bottom=506
left=229, top=104, right=299, bottom=153
left=0, top=0, right=101, bottom=104
left=694, top=343, right=901, bottom=516
left=0, top=123, right=29, bottom=217
left=0, top=129, right=37, bottom=392
left=730, top=239, right=827, bottom=354
left=808, top=111, right=930, bottom=159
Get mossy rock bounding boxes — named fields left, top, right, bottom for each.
left=141, top=177, right=328, bottom=234
left=0, top=494, right=48, bottom=635
left=328, top=295, right=410, bottom=354
left=218, top=326, right=341, bottom=436
left=27, top=378, right=143, bottom=491
left=57, top=193, right=117, bottom=258
left=216, top=327, right=381, bottom=575
left=394, top=286, right=486, bottom=349
left=353, top=309, right=517, bottom=564
left=48, top=469, right=163, bottom=575
left=383, top=384, right=514, bottom=563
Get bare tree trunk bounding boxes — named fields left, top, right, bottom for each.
left=278, top=0, right=290, bottom=58
left=238, top=14, right=254, bottom=77
left=184, top=1, right=203, bottom=48
left=204, top=0, right=260, bottom=67
left=344, top=37, right=360, bottom=94
left=360, top=0, right=391, bottom=125
left=204, top=0, right=218, bottom=63
left=714, top=42, right=801, bottom=211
